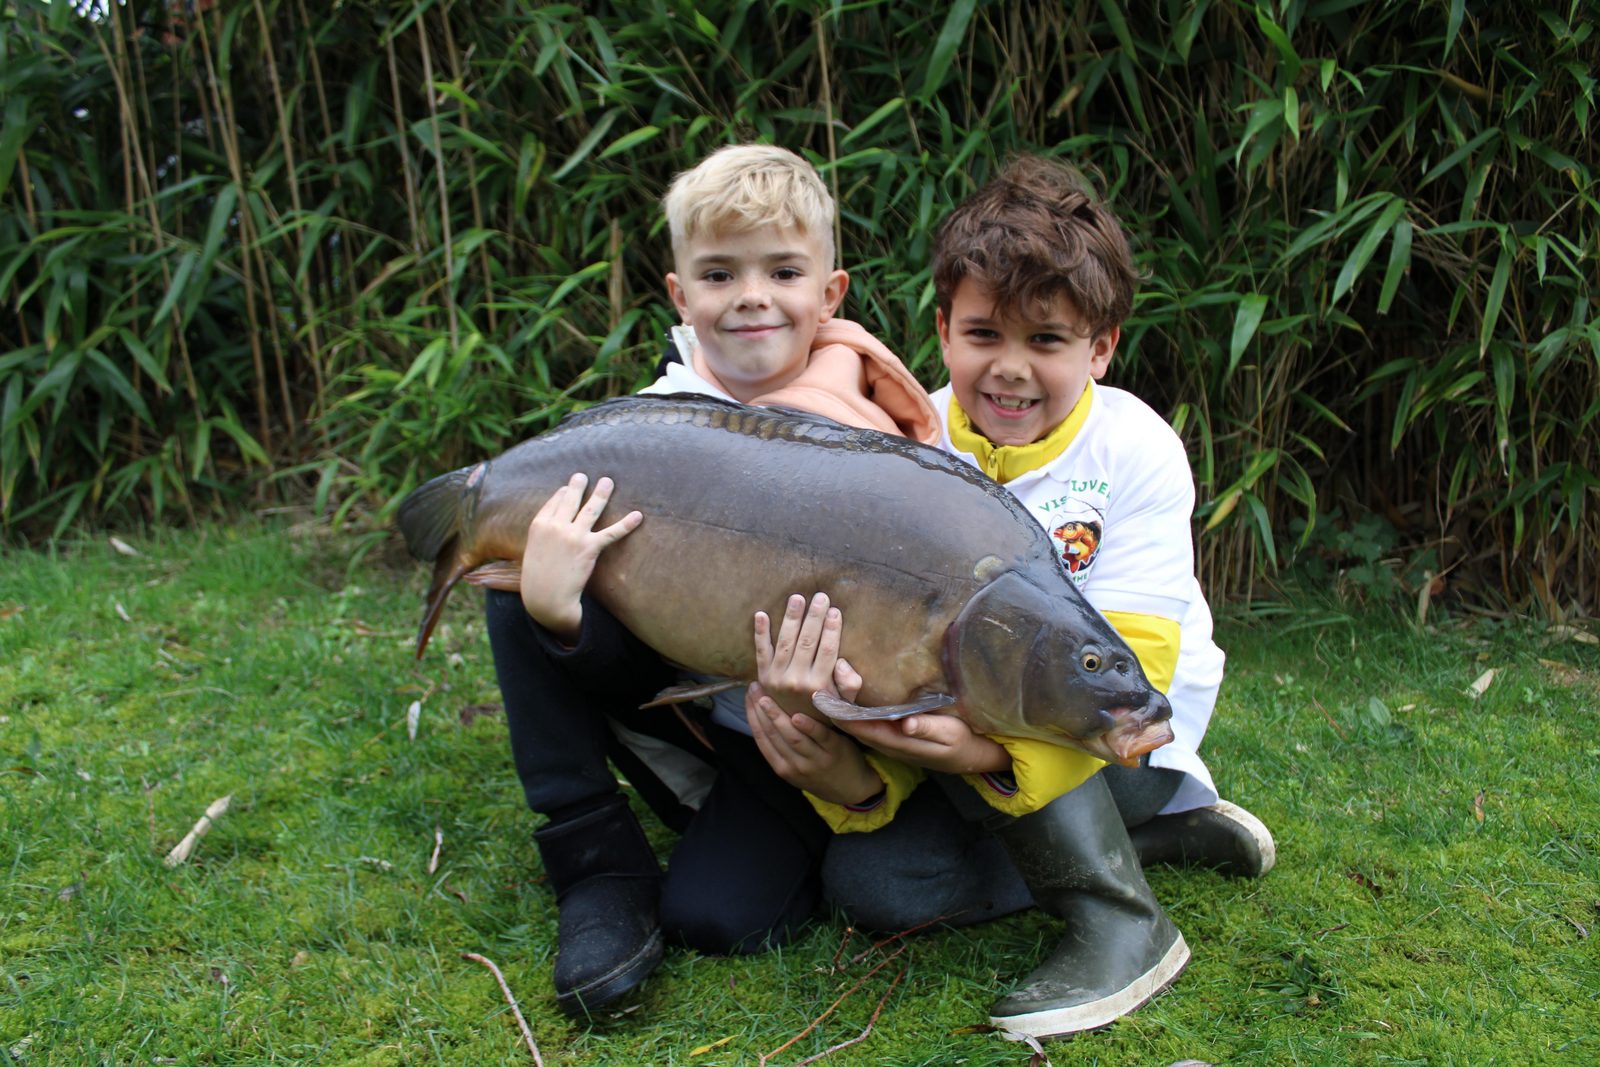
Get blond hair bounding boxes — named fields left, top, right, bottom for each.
left=662, top=144, right=837, bottom=268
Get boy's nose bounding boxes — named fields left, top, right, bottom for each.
left=736, top=279, right=772, bottom=309
left=991, top=346, right=1031, bottom=379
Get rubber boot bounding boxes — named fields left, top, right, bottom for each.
left=1130, top=799, right=1277, bottom=878
left=985, top=773, right=1189, bottom=1039
left=533, top=795, right=664, bottom=1017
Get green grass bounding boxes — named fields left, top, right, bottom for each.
left=2, top=523, right=1597, bottom=1065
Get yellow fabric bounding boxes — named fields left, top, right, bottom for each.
left=946, top=380, right=1095, bottom=484
left=804, top=750, right=925, bottom=833
left=962, top=735, right=1106, bottom=816
left=1101, top=610, right=1180, bottom=694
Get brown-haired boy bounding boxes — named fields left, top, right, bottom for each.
left=747, top=156, right=1274, bottom=1039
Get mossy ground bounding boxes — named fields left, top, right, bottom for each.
left=2, top=523, right=1596, bottom=1065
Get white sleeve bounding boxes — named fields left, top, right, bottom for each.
left=1081, top=425, right=1196, bottom=622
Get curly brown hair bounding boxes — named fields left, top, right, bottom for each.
left=932, top=156, right=1138, bottom=338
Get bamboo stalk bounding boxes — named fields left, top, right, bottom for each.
left=384, top=33, right=424, bottom=256
left=255, top=0, right=325, bottom=434
left=296, top=0, right=357, bottom=428
left=440, top=4, right=497, bottom=333
left=813, top=12, right=842, bottom=263
left=416, top=8, right=460, bottom=348
left=196, top=9, right=275, bottom=457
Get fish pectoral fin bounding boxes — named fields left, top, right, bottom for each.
left=462, top=560, right=522, bottom=592
left=811, top=691, right=957, bottom=721
left=640, top=679, right=745, bottom=710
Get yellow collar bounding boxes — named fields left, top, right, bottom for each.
left=947, top=382, right=1094, bottom=484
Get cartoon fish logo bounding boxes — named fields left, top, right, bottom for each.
left=1051, top=518, right=1102, bottom=574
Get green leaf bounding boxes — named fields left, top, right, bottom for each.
left=1229, top=293, right=1270, bottom=374
left=919, top=0, right=978, bottom=100
left=1332, top=197, right=1408, bottom=305
left=551, top=109, right=621, bottom=181
left=1376, top=220, right=1413, bottom=315
left=0, top=95, right=30, bottom=202
left=598, top=125, right=662, bottom=160
left=1479, top=241, right=1513, bottom=356
left=841, top=98, right=906, bottom=147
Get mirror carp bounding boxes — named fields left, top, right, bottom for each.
left=396, top=394, right=1173, bottom=765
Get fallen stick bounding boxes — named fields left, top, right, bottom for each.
left=790, top=966, right=906, bottom=1067
left=163, top=795, right=231, bottom=867
left=760, top=943, right=908, bottom=1066
left=462, top=952, right=544, bottom=1066
left=428, top=824, right=443, bottom=875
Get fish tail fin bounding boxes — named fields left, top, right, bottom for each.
left=462, top=560, right=523, bottom=592
left=415, top=545, right=471, bottom=659
left=396, top=467, right=475, bottom=658
left=396, top=467, right=470, bottom=562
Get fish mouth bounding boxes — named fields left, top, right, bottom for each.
left=1072, top=700, right=1175, bottom=767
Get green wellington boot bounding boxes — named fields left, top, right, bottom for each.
left=533, top=795, right=664, bottom=1017
left=1131, top=798, right=1277, bottom=878
left=986, top=773, right=1190, bottom=1039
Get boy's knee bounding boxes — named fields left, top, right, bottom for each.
left=659, top=876, right=815, bottom=956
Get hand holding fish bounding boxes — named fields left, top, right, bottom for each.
left=751, top=592, right=860, bottom=719
left=834, top=711, right=1012, bottom=776
left=747, top=592, right=882, bottom=806
left=747, top=683, right=883, bottom=807
left=518, top=473, right=642, bottom=644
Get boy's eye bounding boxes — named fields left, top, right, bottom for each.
left=1031, top=333, right=1065, bottom=346
left=965, top=328, right=998, bottom=341
left=703, top=269, right=734, bottom=283
left=772, top=267, right=803, bottom=281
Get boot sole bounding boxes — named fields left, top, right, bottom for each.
left=556, top=929, right=664, bottom=1019
left=1208, top=800, right=1276, bottom=877
left=989, top=932, right=1190, bottom=1039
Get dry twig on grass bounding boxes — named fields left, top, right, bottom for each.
left=759, top=943, right=909, bottom=1066
left=462, top=952, right=544, bottom=1066
left=163, top=794, right=231, bottom=867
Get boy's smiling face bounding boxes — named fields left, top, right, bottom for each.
left=666, top=226, right=848, bottom=402
left=938, top=279, right=1118, bottom=446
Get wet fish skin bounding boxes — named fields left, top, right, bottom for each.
left=396, top=394, right=1172, bottom=762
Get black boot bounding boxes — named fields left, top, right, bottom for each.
left=984, top=774, right=1189, bottom=1039
left=1130, top=799, right=1277, bottom=878
left=533, top=795, right=664, bottom=1017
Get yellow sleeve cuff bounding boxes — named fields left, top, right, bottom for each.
left=1101, top=610, right=1180, bottom=694
left=962, top=736, right=1106, bottom=817
left=804, top=752, right=925, bottom=833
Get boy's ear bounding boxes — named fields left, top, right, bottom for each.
left=818, top=269, right=849, bottom=322
left=665, top=272, right=691, bottom=323
left=1089, top=325, right=1120, bottom=380
left=935, top=307, right=951, bottom=361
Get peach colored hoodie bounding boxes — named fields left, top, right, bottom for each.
left=686, top=319, right=941, bottom=446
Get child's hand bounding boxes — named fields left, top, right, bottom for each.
left=519, top=473, right=641, bottom=643
left=747, top=684, right=883, bottom=807
left=752, top=592, right=861, bottom=718
left=833, top=714, right=1012, bottom=776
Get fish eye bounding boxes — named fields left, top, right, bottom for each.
left=1081, top=651, right=1102, bottom=672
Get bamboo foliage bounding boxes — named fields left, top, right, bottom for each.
left=1, top=0, right=1595, bottom=613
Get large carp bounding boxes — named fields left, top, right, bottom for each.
left=396, top=394, right=1173, bottom=765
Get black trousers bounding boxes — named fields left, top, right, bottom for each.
left=484, top=590, right=830, bottom=954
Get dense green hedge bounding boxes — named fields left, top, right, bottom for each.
left=2, top=0, right=1595, bottom=612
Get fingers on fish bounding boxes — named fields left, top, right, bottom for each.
left=810, top=691, right=957, bottom=721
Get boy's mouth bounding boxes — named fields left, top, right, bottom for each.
left=984, top=392, right=1039, bottom=414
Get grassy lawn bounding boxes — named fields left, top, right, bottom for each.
left=2, top=522, right=1596, bottom=1066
